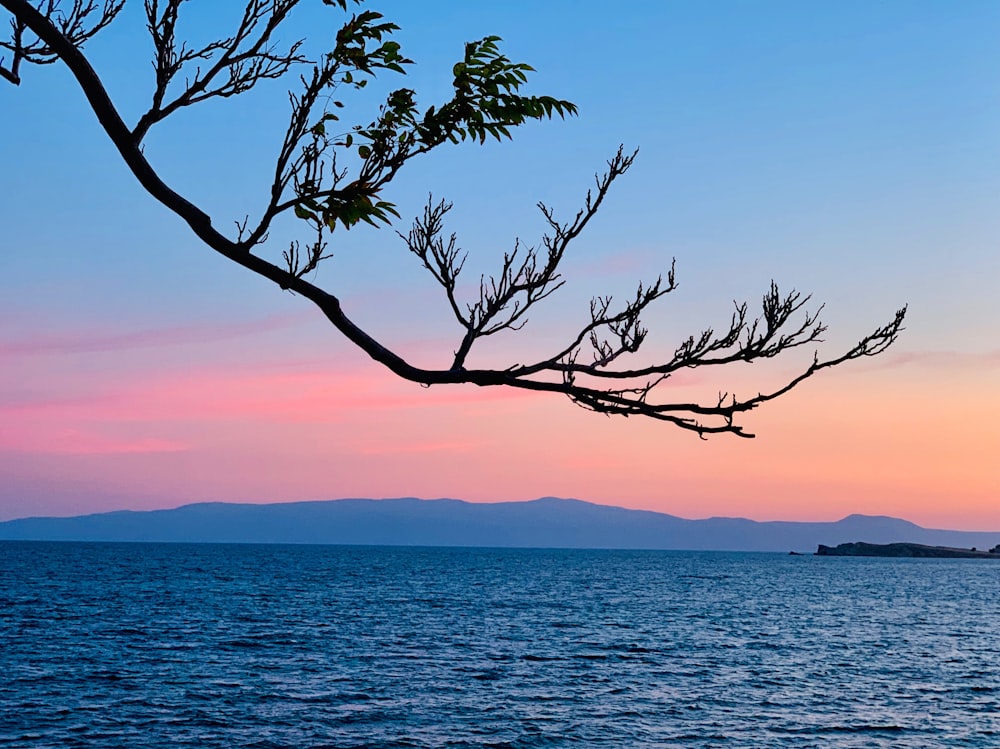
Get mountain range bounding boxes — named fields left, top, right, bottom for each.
left=2, top=497, right=998, bottom=552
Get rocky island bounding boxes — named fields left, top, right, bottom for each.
left=816, top=541, right=1000, bottom=558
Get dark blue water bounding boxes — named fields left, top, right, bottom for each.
left=2, top=543, right=999, bottom=747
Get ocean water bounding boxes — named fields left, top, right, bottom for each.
left=2, top=543, right=999, bottom=748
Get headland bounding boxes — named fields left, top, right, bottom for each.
left=816, top=541, right=1000, bottom=558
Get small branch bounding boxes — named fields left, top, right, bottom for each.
left=402, top=146, right=639, bottom=371
left=133, top=0, right=307, bottom=141
left=2, top=0, right=122, bottom=84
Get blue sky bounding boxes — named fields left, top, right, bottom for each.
left=1, top=1, right=998, bottom=527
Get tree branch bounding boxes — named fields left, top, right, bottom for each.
left=1, top=0, right=908, bottom=437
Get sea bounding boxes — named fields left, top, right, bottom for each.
left=2, top=542, right=999, bottom=748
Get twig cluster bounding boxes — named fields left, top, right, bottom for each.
left=133, top=0, right=307, bottom=142
left=1, top=0, right=121, bottom=84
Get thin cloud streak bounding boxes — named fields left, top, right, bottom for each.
left=873, top=349, right=1000, bottom=371
left=1, top=428, right=189, bottom=455
left=0, top=312, right=311, bottom=357
left=353, top=441, right=478, bottom=456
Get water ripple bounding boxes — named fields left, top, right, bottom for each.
left=2, top=543, right=999, bottom=747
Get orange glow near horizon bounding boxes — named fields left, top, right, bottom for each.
left=2, top=348, right=997, bottom=530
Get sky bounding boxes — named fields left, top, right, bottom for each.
left=1, top=1, right=998, bottom=528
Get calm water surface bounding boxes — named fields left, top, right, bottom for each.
left=2, top=542, right=999, bottom=747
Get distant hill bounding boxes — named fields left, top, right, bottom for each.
left=1, top=497, right=998, bottom=552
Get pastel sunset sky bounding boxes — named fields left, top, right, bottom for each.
left=2, top=1, right=997, bottom=528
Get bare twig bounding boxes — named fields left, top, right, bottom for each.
left=1, top=0, right=122, bottom=84
left=133, top=0, right=307, bottom=142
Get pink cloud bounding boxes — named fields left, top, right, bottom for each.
left=133, top=366, right=544, bottom=422
left=572, top=246, right=670, bottom=279
left=0, top=357, right=548, bottom=457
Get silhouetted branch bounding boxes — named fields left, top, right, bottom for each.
left=401, top=198, right=469, bottom=329
left=404, top=147, right=638, bottom=370
left=0, top=0, right=908, bottom=437
left=133, top=0, right=307, bottom=142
